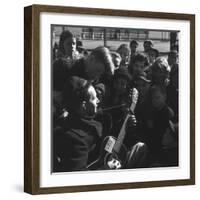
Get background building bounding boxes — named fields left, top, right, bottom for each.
left=52, top=25, right=178, bottom=53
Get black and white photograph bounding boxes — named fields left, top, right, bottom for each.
left=24, top=5, right=195, bottom=194
left=1, top=0, right=198, bottom=198
left=52, top=25, right=179, bottom=172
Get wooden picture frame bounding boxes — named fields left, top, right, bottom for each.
left=24, top=4, right=195, bottom=194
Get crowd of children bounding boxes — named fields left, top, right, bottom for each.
left=53, top=30, right=179, bottom=172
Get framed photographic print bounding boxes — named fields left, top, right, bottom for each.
left=24, top=4, right=195, bottom=194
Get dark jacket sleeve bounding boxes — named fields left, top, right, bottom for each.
left=53, top=58, right=71, bottom=91
left=54, top=130, right=89, bottom=172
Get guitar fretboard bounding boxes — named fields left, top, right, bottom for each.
left=113, top=88, right=138, bottom=153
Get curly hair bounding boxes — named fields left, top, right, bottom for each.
left=91, top=46, right=115, bottom=76
left=62, top=76, right=92, bottom=112
left=58, top=30, right=75, bottom=55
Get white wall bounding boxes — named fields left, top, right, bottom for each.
left=0, top=0, right=199, bottom=199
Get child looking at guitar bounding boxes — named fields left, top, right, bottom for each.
left=105, top=67, right=138, bottom=147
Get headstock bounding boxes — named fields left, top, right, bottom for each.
left=129, top=88, right=139, bottom=114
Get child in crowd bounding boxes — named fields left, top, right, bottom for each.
left=129, top=40, right=139, bottom=59
left=167, top=50, right=179, bottom=121
left=105, top=67, right=141, bottom=149
left=134, top=75, right=151, bottom=105
left=128, top=53, right=149, bottom=83
left=135, top=85, right=177, bottom=166
left=168, top=50, right=179, bottom=68
left=116, top=44, right=131, bottom=68
left=143, top=40, right=153, bottom=53
left=146, top=48, right=159, bottom=65
left=56, top=30, right=81, bottom=62
left=105, top=67, right=133, bottom=125
left=151, top=57, right=171, bottom=87
left=111, top=52, right=122, bottom=71
left=53, top=30, right=82, bottom=120
left=144, top=48, right=159, bottom=79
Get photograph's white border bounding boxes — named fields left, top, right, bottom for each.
left=40, top=12, right=190, bottom=187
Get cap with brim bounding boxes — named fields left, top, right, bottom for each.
left=144, top=40, right=153, bottom=45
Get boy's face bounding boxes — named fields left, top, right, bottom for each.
left=168, top=55, right=178, bottom=66
left=143, top=43, right=152, bottom=52
left=120, top=50, right=130, bottom=65
left=85, top=86, right=99, bottom=116
left=148, top=50, right=157, bottom=64
left=113, top=77, right=128, bottom=95
left=63, top=37, right=76, bottom=56
left=112, top=55, right=121, bottom=69
left=130, top=43, right=138, bottom=54
left=151, top=90, right=166, bottom=110
left=132, top=61, right=146, bottom=75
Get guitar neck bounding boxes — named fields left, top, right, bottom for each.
left=114, top=113, right=131, bottom=153
left=113, top=88, right=138, bottom=153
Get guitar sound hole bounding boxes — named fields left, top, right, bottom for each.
left=105, top=154, right=122, bottom=169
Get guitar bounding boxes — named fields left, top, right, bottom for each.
left=87, top=88, right=139, bottom=170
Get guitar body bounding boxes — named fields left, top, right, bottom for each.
left=87, top=136, right=127, bottom=170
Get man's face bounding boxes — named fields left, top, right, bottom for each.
left=85, top=86, right=99, bottom=116
left=63, top=37, right=76, bottom=56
